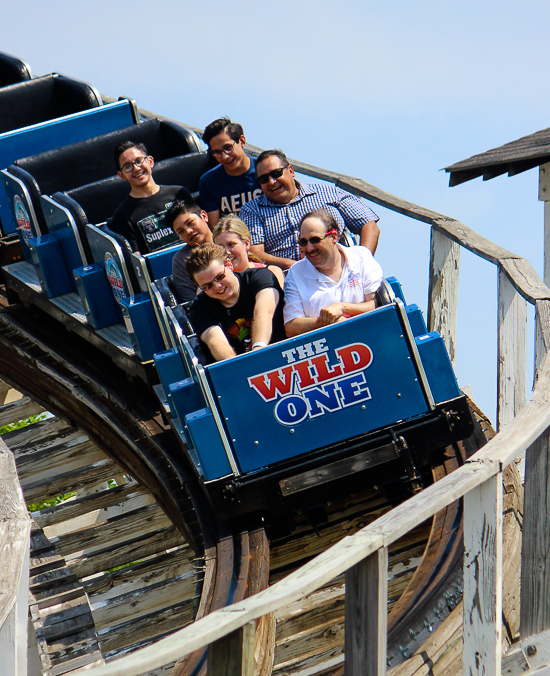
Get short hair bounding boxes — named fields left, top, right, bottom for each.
left=256, top=149, right=289, bottom=171
left=300, top=209, right=338, bottom=234
left=165, top=201, right=201, bottom=230
left=185, top=243, right=228, bottom=283
left=114, top=141, right=148, bottom=171
left=203, top=117, right=244, bottom=147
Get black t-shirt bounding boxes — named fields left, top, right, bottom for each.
left=189, top=268, right=285, bottom=356
left=110, top=185, right=192, bottom=253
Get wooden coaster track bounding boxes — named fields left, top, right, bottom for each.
left=0, top=299, right=514, bottom=676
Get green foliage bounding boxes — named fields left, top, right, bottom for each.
left=28, top=492, right=77, bottom=513
left=0, top=412, right=47, bottom=435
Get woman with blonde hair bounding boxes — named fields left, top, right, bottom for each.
left=213, top=215, right=285, bottom=286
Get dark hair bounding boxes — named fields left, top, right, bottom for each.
left=203, top=117, right=244, bottom=147
left=300, top=209, right=338, bottom=234
left=185, top=243, right=228, bottom=283
left=114, top=141, right=148, bottom=171
left=165, top=201, right=201, bottom=230
left=255, top=149, right=290, bottom=172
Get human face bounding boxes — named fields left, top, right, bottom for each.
left=173, top=211, right=212, bottom=246
left=214, top=230, right=250, bottom=272
left=194, top=259, right=239, bottom=305
left=209, top=132, right=248, bottom=176
left=256, top=156, right=296, bottom=204
left=117, top=147, right=153, bottom=189
left=299, top=217, right=338, bottom=269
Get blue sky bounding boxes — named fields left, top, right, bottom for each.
left=3, top=0, right=549, bottom=423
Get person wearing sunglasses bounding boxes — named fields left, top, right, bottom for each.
left=239, top=150, right=380, bottom=271
left=185, top=243, right=285, bottom=362
left=283, top=210, right=383, bottom=338
left=200, top=118, right=262, bottom=229
left=110, top=140, right=192, bottom=254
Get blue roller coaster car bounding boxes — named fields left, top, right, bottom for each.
left=154, top=278, right=473, bottom=519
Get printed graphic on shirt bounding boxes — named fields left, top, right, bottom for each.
left=226, top=317, right=252, bottom=352
left=348, top=271, right=361, bottom=288
left=220, top=189, right=262, bottom=216
left=137, top=201, right=180, bottom=251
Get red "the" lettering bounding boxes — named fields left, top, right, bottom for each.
left=248, top=365, right=294, bottom=402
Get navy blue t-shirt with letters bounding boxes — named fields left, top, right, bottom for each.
left=199, top=158, right=261, bottom=217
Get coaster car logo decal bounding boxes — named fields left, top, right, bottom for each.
left=247, top=339, right=373, bottom=426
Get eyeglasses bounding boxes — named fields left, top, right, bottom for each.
left=120, top=156, right=149, bottom=174
left=298, top=229, right=338, bottom=248
left=211, top=141, right=237, bottom=158
left=257, top=167, right=286, bottom=185
left=199, top=270, right=227, bottom=292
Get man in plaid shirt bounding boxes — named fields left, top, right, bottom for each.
left=239, top=150, right=380, bottom=270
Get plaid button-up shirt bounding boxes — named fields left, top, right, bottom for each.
left=239, top=183, right=379, bottom=261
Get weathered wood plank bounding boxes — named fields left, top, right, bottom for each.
left=84, top=546, right=193, bottom=599
left=521, top=429, right=550, bottom=637
left=207, top=623, right=255, bottom=676
left=43, top=488, right=154, bottom=540
left=90, top=568, right=196, bottom=629
left=2, top=417, right=67, bottom=451
left=99, top=600, right=195, bottom=656
left=498, top=269, right=528, bottom=430
left=0, top=440, right=31, bottom=676
left=535, top=300, right=550, bottom=385
left=345, top=547, right=388, bottom=676
left=68, top=526, right=184, bottom=579
left=463, top=473, right=503, bottom=676
left=16, top=435, right=103, bottom=482
left=52, top=503, right=171, bottom=558
left=33, top=482, right=146, bottom=530
left=428, top=229, right=460, bottom=363
left=0, top=396, right=44, bottom=428
left=22, top=458, right=119, bottom=505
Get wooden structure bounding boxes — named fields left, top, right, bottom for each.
left=0, top=121, right=547, bottom=674
left=55, top=145, right=550, bottom=676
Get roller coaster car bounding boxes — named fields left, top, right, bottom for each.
left=154, top=279, right=474, bottom=520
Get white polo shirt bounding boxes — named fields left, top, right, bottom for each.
left=283, top=245, right=383, bottom=324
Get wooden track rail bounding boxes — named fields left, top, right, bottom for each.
left=48, top=136, right=547, bottom=676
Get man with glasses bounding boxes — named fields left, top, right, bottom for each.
left=284, top=210, right=383, bottom=337
left=185, top=242, right=285, bottom=362
left=110, top=141, right=192, bottom=253
left=200, top=118, right=262, bottom=229
left=239, top=150, right=380, bottom=271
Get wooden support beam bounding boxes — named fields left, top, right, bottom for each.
left=463, top=472, right=503, bottom=676
left=539, top=163, right=550, bottom=286
left=535, top=300, right=550, bottom=385
left=428, top=229, right=460, bottom=364
left=344, top=547, right=388, bottom=676
left=497, top=269, right=527, bottom=430
left=521, top=429, right=550, bottom=637
left=207, top=622, right=255, bottom=676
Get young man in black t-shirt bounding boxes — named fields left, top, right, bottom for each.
left=110, top=141, right=192, bottom=253
left=186, top=243, right=285, bottom=362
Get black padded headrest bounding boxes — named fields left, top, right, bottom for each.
left=0, top=52, right=31, bottom=87
left=14, top=118, right=200, bottom=196
left=0, top=74, right=101, bottom=135
left=156, top=276, right=178, bottom=308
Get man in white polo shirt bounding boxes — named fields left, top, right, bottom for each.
left=284, top=209, right=383, bottom=337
